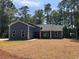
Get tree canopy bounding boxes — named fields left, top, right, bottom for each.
left=0, top=0, right=16, bottom=37
left=0, top=0, right=79, bottom=38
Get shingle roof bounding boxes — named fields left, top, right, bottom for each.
left=37, top=24, right=63, bottom=31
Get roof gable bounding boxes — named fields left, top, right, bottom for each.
left=9, top=20, right=29, bottom=26
left=8, top=20, right=40, bottom=28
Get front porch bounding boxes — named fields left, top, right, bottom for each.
left=39, top=31, right=63, bottom=39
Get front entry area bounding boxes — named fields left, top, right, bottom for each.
left=41, top=31, right=50, bottom=39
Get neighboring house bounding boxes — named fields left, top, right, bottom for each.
left=9, top=20, right=63, bottom=40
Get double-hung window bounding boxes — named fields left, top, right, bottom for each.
left=54, top=32, right=58, bottom=37
left=12, top=30, right=16, bottom=37
left=21, top=30, right=25, bottom=37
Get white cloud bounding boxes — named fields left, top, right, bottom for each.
left=13, top=0, right=40, bottom=8
left=22, top=0, right=40, bottom=7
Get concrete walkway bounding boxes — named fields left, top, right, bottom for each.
left=0, top=38, right=9, bottom=41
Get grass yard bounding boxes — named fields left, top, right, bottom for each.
left=0, top=39, right=79, bottom=59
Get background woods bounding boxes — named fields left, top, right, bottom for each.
left=0, top=0, right=79, bottom=38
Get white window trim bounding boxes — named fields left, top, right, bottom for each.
left=21, top=30, right=26, bottom=38
left=12, top=30, right=16, bottom=37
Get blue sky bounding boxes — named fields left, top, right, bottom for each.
left=12, top=0, right=61, bottom=14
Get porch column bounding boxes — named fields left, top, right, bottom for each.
left=50, top=31, right=52, bottom=39
left=61, top=31, right=63, bottom=38
left=40, top=31, right=41, bottom=39
left=76, top=28, right=77, bottom=39
left=9, top=26, right=10, bottom=39
left=28, top=26, right=30, bottom=39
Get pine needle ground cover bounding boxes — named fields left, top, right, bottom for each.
left=0, top=39, right=79, bottom=59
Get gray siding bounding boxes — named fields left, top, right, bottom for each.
left=29, top=27, right=35, bottom=39
left=9, top=22, right=28, bottom=40
left=29, top=26, right=41, bottom=39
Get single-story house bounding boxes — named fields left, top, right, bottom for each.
left=8, top=20, right=63, bottom=40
